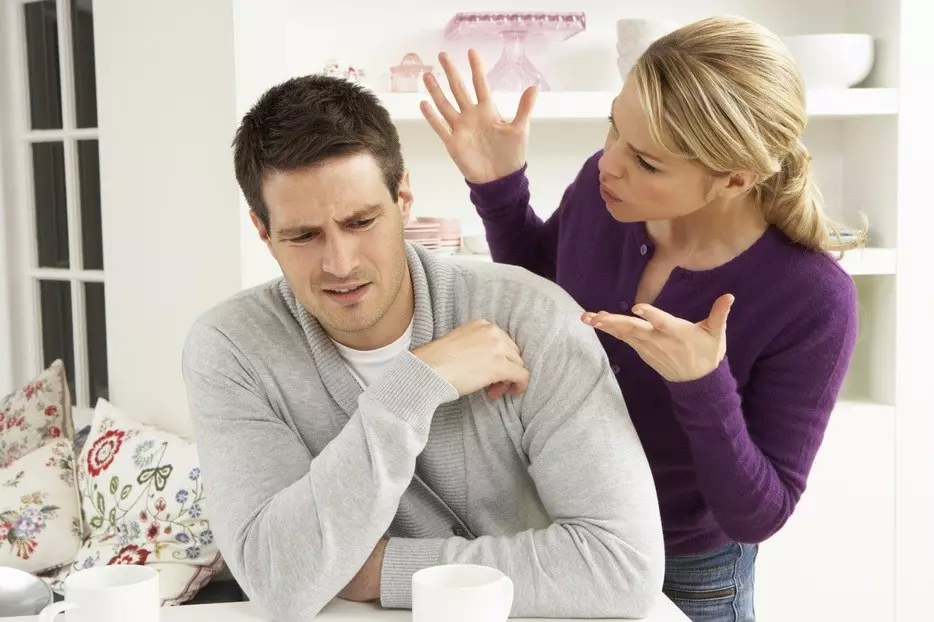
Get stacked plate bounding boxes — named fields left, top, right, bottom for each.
left=404, top=217, right=462, bottom=255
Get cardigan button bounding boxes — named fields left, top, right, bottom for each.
left=639, top=244, right=648, bottom=256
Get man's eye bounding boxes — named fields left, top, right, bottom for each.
left=350, top=219, right=375, bottom=229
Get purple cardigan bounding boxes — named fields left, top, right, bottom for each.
left=467, top=150, right=858, bottom=555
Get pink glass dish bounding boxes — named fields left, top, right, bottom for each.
left=443, top=12, right=586, bottom=91
left=390, top=53, right=433, bottom=92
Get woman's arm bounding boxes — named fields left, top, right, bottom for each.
left=466, top=160, right=588, bottom=281
left=666, top=282, right=858, bottom=543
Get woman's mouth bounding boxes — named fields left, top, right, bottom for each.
left=600, top=184, right=623, bottom=204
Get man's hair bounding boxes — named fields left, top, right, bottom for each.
left=232, top=75, right=405, bottom=232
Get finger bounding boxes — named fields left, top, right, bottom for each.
left=631, top=303, right=690, bottom=334
left=500, top=361, right=530, bottom=395
left=423, top=71, right=459, bottom=125
left=705, top=294, right=735, bottom=336
left=512, top=85, right=538, bottom=126
left=467, top=49, right=491, bottom=103
left=502, top=345, right=525, bottom=370
left=498, top=329, right=521, bottom=357
left=585, top=311, right=654, bottom=340
left=419, top=100, right=452, bottom=141
left=439, top=51, right=474, bottom=110
left=487, top=381, right=509, bottom=401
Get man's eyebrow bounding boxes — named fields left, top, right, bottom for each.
left=338, top=204, right=383, bottom=225
left=275, top=205, right=384, bottom=238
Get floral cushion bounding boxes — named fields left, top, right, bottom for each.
left=0, top=439, right=83, bottom=573
left=45, top=399, right=224, bottom=606
left=1, top=360, right=74, bottom=468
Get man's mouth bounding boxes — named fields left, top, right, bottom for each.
left=322, top=283, right=371, bottom=306
left=325, top=284, right=365, bottom=293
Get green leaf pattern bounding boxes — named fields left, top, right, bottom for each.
left=75, top=420, right=214, bottom=570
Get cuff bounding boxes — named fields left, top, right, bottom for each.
left=379, top=537, right=446, bottom=609
left=665, top=357, right=739, bottom=426
left=466, top=164, right=530, bottom=214
left=365, top=352, right=459, bottom=437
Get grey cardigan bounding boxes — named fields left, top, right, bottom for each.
left=181, top=243, right=664, bottom=621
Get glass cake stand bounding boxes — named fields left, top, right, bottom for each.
left=443, top=12, right=586, bottom=91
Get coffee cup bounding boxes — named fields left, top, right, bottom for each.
left=412, top=564, right=513, bottom=622
left=38, top=565, right=159, bottom=622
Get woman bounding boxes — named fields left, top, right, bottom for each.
left=420, top=15, right=860, bottom=622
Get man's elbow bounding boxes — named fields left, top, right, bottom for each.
left=229, top=527, right=334, bottom=622
left=607, top=547, right=665, bottom=619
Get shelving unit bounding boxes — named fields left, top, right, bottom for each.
left=380, top=88, right=898, bottom=121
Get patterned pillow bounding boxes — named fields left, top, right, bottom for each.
left=1, top=360, right=74, bottom=468
left=45, top=399, right=224, bottom=605
left=0, top=438, right=83, bottom=573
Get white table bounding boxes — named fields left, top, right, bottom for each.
left=7, top=595, right=690, bottom=621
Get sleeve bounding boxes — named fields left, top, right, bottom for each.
left=466, top=154, right=598, bottom=281
left=380, top=310, right=666, bottom=618
left=665, top=279, right=859, bottom=543
left=181, top=323, right=458, bottom=622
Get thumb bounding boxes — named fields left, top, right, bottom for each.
left=706, top=294, right=734, bottom=335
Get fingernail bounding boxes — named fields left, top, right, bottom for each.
left=633, top=308, right=644, bottom=316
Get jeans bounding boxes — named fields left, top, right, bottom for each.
left=663, top=542, right=758, bottom=622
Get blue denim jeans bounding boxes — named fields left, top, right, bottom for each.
left=663, top=542, right=758, bottom=622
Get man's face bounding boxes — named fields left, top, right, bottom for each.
left=253, top=153, right=414, bottom=348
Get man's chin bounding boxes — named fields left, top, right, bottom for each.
left=315, top=306, right=378, bottom=336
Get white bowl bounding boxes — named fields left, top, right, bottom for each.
left=783, top=34, right=874, bottom=88
left=615, top=19, right=679, bottom=81
left=615, top=18, right=679, bottom=44
left=618, top=56, right=639, bottom=80
left=461, top=235, right=490, bottom=255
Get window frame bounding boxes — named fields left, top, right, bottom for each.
left=1, top=0, right=104, bottom=405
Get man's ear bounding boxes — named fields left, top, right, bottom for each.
left=397, top=171, right=414, bottom=226
left=250, top=210, right=273, bottom=249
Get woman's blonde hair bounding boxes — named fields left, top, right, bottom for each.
left=630, top=15, right=867, bottom=253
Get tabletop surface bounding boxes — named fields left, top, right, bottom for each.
left=6, top=594, right=690, bottom=621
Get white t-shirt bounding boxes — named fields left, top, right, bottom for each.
left=331, top=320, right=414, bottom=388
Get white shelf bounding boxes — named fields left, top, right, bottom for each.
left=381, top=88, right=897, bottom=122
left=452, top=247, right=897, bottom=276
left=838, top=247, right=897, bottom=275
left=834, top=399, right=895, bottom=418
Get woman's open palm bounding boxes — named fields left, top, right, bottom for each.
left=421, top=49, right=537, bottom=184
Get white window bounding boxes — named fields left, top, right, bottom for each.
left=1, top=0, right=107, bottom=406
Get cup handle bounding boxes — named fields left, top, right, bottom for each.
left=38, top=601, right=78, bottom=622
left=500, top=575, right=514, bottom=620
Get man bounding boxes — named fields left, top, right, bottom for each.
left=181, top=75, right=664, bottom=622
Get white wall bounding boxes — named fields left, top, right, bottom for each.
left=232, top=0, right=293, bottom=290
left=94, top=0, right=241, bottom=438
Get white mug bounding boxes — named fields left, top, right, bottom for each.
left=38, top=565, right=159, bottom=622
left=412, top=564, right=514, bottom=622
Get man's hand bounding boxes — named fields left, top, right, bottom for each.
left=339, top=539, right=388, bottom=602
left=412, top=319, right=530, bottom=400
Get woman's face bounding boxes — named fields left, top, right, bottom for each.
left=597, top=80, right=730, bottom=223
